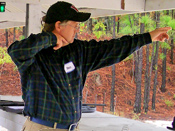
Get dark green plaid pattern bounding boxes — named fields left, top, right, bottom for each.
left=8, top=31, right=152, bottom=125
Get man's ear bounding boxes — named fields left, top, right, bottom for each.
left=54, top=21, right=61, bottom=32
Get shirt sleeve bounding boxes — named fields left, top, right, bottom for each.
left=7, top=32, right=57, bottom=72
left=81, top=32, right=152, bottom=72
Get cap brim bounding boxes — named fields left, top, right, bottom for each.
left=70, top=12, right=91, bottom=22
left=167, top=127, right=175, bottom=130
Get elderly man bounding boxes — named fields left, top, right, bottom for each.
left=8, top=1, right=171, bottom=131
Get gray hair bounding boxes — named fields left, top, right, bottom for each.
left=41, top=16, right=68, bottom=32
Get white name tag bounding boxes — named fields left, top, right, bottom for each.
left=64, top=61, right=75, bottom=73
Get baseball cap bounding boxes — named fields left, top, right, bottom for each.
left=45, top=1, right=91, bottom=24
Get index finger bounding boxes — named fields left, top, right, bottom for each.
left=159, top=27, right=172, bottom=32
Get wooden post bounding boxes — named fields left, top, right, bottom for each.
left=5, top=29, right=8, bottom=47
left=25, top=3, right=41, bottom=37
left=25, top=4, right=29, bottom=38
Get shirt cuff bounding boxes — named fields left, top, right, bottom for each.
left=143, top=32, right=152, bottom=45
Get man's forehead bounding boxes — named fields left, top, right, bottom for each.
left=67, top=21, right=79, bottom=25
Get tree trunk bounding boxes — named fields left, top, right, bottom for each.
left=104, top=17, right=111, bottom=35
left=145, top=43, right=155, bottom=112
left=144, top=44, right=149, bottom=112
left=87, top=18, right=93, bottom=34
left=170, top=10, right=174, bottom=64
left=117, top=17, right=120, bottom=35
left=134, top=49, right=143, bottom=113
left=13, top=27, right=16, bottom=42
left=160, top=10, right=169, bottom=92
left=134, top=13, right=144, bottom=113
left=110, top=65, right=115, bottom=112
left=170, top=39, right=174, bottom=64
left=160, top=47, right=167, bottom=92
left=152, top=11, right=160, bottom=110
left=23, top=26, right=26, bottom=38
left=152, top=42, right=159, bottom=110
left=110, top=16, right=116, bottom=112
left=144, top=12, right=150, bottom=111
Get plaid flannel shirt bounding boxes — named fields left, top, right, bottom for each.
left=7, top=31, right=152, bottom=126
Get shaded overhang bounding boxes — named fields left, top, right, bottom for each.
left=0, top=0, right=175, bottom=30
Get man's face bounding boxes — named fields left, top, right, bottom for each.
left=59, top=21, right=79, bottom=44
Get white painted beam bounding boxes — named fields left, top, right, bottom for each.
left=79, top=9, right=137, bottom=18
left=63, top=0, right=122, bottom=10
left=125, top=0, right=145, bottom=11
left=0, top=13, right=25, bottom=22
left=27, top=4, right=42, bottom=35
left=6, top=3, right=26, bottom=12
left=5, top=0, right=122, bottom=10
left=0, top=21, right=25, bottom=29
left=145, top=0, right=175, bottom=11
left=5, top=0, right=57, bottom=4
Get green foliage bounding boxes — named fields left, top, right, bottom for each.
left=0, top=47, right=12, bottom=65
left=160, top=42, right=171, bottom=50
left=140, top=14, right=155, bottom=32
left=159, top=53, right=166, bottom=60
left=160, top=15, right=175, bottom=38
left=132, top=113, right=141, bottom=120
left=13, top=65, right=18, bottom=71
left=173, top=94, right=175, bottom=99
left=121, top=15, right=134, bottom=27
left=165, top=100, right=174, bottom=107
left=153, top=65, right=158, bottom=70
left=149, top=55, right=152, bottom=62
left=93, top=21, right=106, bottom=39
left=120, top=15, right=139, bottom=34
left=123, top=54, right=133, bottom=61
left=168, top=20, right=175, bottom=30
left=79, top=22, right=89, bottom=33
left=160, top=15, right=172, bottom=27
left=167, top=66, right=171, bottom=71
left=19, top=35, right=25, bottom=40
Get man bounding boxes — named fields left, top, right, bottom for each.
left=167, top=117, right=175, bottom=130
left=8, top=1, right=171, bottom=131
